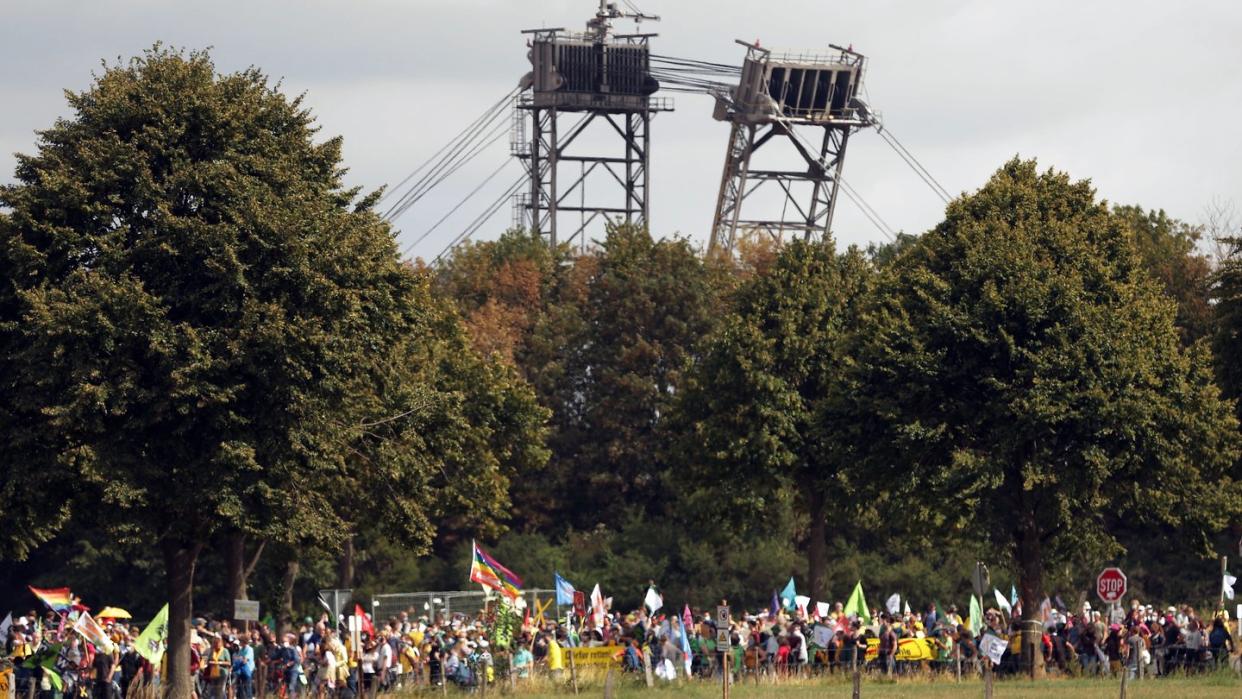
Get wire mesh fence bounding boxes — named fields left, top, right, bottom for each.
left=371, top=589, right=555, bottom=625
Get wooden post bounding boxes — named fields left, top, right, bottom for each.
left=509, top=650, right=516, bottom=692
left=1119, top=668, right=1128, bottom=699
left=569, top=646, right=579, bottom=695
left=603, top=669, right=617, bottom=699
left=723, top=650, right=730, bottom=699
left=983, top=660, right=994, bottom=699
left=851, top=667, right=861, bottom=699
left=955, top=638, right=962, bottom=682
left=642, top=647, right=653, bottom=688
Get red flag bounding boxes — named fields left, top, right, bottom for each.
left=354, top=604, right=374, bottom=636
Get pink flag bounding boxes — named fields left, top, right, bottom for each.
left=683, top=604, right=693, bottom=631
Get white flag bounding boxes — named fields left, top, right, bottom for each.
left=644, top=586, right=663, bottom=614
left=994, top=588, right=1012, bottom=613
left=885, top=594, right=901, bottom=616
left=815, top=602, right=830, bottom=619
left=0, top=613, right=11, bottom=641
left=1224, top=573, right=1237, bottom=601
left=590, top=584, right=606, bottom=627
left=903, top=600, right=911, bottom=615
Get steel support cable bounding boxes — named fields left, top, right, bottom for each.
left=382, top=91, right=516, bottom=220
left=399, top=156, right=515, bottom=258
left=378, top=87, right=518, bottom=207
left=650, top=55, right=742, bottom=73
left=432, top=175, right=526, bottom=263
left=384, top=102, right=512, bottom=220
left=387, top=120, right=511, bottom=222
left=876, top=127, right=952, bottom=203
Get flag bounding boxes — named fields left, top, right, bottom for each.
left=903, top=600, right=911, bottom=615
left=1224, top=572, right=1237, bottom=601
left=590, top=584, right=606, bottom=627
left=993, top=588, right=1011, bottom=614
left=969, top=595, right=983, bottom=636
left=554, top=572, right=576, bottom=607
left=1010, top=585, right=1018, bottom=607
left=682, top=604, right=693, bottom=631
left=134, top=604, right=169, bottom=664
left=769, top=591, right=779, bottom=618
left=678, top=616, right=693, bottom=676
left=885, top=594, right=901, bottom=616
left=73, top=612, right=114, bottom=653
left=469, top=541, right=523, bottom=601
left=0, top=613, right=11, bottom=640
left=644, top=586, right=663, bottom=614
left=780, top=577, right=797, bottom=610
left=1039, top=597, right=1053, bottom=623
left=354, top=604, right=374, bottom=636
left=815, top=601, right=830, bottom=619
left=844, top=580, right=870, bottom=624
left=28, top=587, right=73, bottom=613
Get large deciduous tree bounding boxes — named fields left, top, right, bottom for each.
left=0, top=47, right=546, bottom=699
left=673, top=240, right=874, bottom=600
left=850, top=159, right=1240, bottom=676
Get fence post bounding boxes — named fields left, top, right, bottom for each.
left=851, top=666, right=861, bottom=699
left=569, top=646, right=579, bottom=696
left=642, top=647, right=653, bottom=688
left=1119, top=668, right=1128, bottom=699
left=983, top=660, right=994, bottom=699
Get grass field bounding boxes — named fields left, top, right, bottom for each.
left=404, top=672, right=1242, bottom=698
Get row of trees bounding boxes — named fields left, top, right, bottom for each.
left=3, top=47, right=1242, bottom=692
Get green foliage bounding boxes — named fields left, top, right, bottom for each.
left=1113, top=205, right=1213, bottom=344
left=847, top=158, right=1241, bottom=613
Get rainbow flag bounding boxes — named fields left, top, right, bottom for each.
left=469, top=541, right=522, bottom=601
left=29, top=586, right=73, bottom=613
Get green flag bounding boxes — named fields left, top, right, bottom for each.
left=135, top=604, right=169, bottom=664
left=844, top=580, right=871, bottom=624
left=969, top=595, right=982, bottom=637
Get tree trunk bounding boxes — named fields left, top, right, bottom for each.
left=225, top=531, right=247, bottom=602
left=278, top=557, right=300, bottom=636
left=806, top=490, right=828, bottom=602
left=163, top=540, right=203, bottom=699
left=337, top=536, right=354, bottom=589
left=1016, top=520, right=1047, bottom=679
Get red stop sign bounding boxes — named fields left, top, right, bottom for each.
left=1096, top=567, right=1127, bottom=603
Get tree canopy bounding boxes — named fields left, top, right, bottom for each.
left=846, top=159, right=1240, bottom=674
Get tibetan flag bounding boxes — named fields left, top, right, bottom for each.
left=29, top=586, right=73, bottom=613
left=469, top=541, right=522, bottom=601
left=844, top=580, right=871, bottom=624
left=73, top=612, right=114, bottom=654
left=554, top=572, right=576, bottom=607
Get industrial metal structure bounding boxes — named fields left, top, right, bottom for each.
left=707, top=41, right=875, bottom=256
left=514, top=1, right=673, bottom=248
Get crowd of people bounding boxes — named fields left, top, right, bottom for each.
left=3, top=595, right=1239, bottom=699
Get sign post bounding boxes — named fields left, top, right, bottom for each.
left=716, top=604, right=731, bottom=699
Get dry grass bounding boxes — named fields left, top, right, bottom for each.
left=396, top=669, right=1242, bottom=698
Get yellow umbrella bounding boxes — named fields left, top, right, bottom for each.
left=97, top=607, right=132, bottom=619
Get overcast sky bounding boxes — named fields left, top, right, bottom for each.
left=3, top=0, right=1240, bottom=258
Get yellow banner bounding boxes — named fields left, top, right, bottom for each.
left=566, top=646, right=625, bottom=667
left=864, top=637, right=938, bottom=662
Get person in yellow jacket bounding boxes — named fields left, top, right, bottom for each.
left=548, top=635, right=564, bottom=675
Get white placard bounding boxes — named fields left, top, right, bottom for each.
left=233, top=599, right=260, bottom=622
left=812, top=624, right=833, bottom=648
left=980, top=634, right=1007, bottom=666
